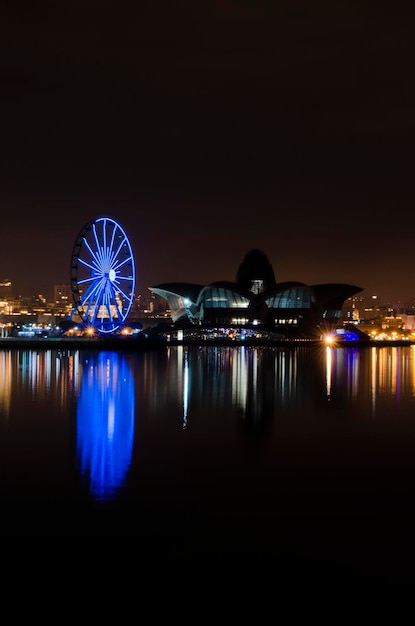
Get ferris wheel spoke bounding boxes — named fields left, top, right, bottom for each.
left=85, top=290, right=100, bottom=322
left=94, top=233, right=108, bottom=271
left=106, top=283, right=123, bottom=320
left=90, top=301, right=102, bottom=326
left=114, top=284, right=132, bottom=302
left=111, top=237, right=127, bottom=264
left=112, top=256, right=133, bottom=273
left=93, top=286, right=106, bottom=318
left=102, top=220, right=108, bottom=254
left=104, top=233, right=116, bottom=270
left=108, top=225, right=117, bottom=258
left=107, top=298, right=115, bottom=324
left=100, top=288, right=113, bottom=324
left=108, top=249, right=118, bottom=269
left=83, top=236, right=102, bottom=268
left=81, top=279, right=105, bottom=310
left=108, top=240, right=124, bottom=268
left=92, top=223, right=102, bottom=257
left=112, top=273, right=132, bottom=291
left=91, top=284, right=107, bottom=325
left=115, top=272, right=134, bottom=281
left=104, top=219, right=116, bottom=254
left=78, top=256, right=101, bottom=275
left=79, top=244, right=102, bottom=271
left=87, top=278, right=105, bottom=302
left=77, top=276, right=99, bottom=286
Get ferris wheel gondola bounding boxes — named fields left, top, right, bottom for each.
left=70, top=217, right=136, bottom=334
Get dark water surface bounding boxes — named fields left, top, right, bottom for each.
left=1, top=343, right=415, bottom=585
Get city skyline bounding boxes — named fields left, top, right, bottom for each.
left=0, top=273, right=413, bottom=315
left=1, top=2, right=415, bottom=305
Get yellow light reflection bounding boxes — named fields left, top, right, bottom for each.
left=325, top=346, right=332, bottom=399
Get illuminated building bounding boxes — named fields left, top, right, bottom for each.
left=148, top=249, right=363, bottom=340
left=54, top=284, right=72, bottom=307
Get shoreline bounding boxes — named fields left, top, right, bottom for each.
left=0, top=336, right=414, bottom=350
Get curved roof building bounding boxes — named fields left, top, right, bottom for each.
left=149, top=249, right=363, bottom=340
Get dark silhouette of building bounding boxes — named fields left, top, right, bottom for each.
left=148, top=249, right=363, bottom=340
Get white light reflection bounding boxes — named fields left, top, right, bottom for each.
left=252, top=348, right=258, bottom=392
left=232, top=346, right=248, bottom=411
left=183, top=349, right=189, bottom=429
left=351, top=350, right=360, bottom=399
left=45, top=350, right=51, bottom=390
left=176, top=346, right=190, bottom=428
left=280, top=351, right=286, bottom=401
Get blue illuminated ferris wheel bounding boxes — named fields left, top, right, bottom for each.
left=70, top=217, right=136, bottom=334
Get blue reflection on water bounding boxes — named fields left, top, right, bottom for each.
left=76, top=351, right=134, bottom=501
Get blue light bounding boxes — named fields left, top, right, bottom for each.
left=335, top=328, right=360, bottom=342
left=71, top=217, right=136, bottom=334
left=76, top=352, right=135, bottom=501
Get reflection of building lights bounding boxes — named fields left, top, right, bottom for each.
left=183, top=350, right=189, bottom=429
left=325, top=346, right=332, bottom=398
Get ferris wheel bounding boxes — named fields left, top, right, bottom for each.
left=70, top=217, right=136, bottom=334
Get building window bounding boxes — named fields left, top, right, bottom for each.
left=250, top=279, right=264, bottom=295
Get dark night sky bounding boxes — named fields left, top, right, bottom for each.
left=1, top=0, right=415, bottom=305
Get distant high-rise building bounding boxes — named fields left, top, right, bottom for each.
left=0, top=279, right=12, bottom=301
left=53, top=284, right=72, bottom=311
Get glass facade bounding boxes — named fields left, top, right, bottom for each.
left=266, top=287, right=313, bottom=309
left=165, top=294, right=183, bottom=311
left=198, top=287, right=250, bottom=309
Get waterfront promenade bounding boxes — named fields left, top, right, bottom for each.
left=0, top=335, right=167, bottom=351
left=0, top=335, right=413, bottom=350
